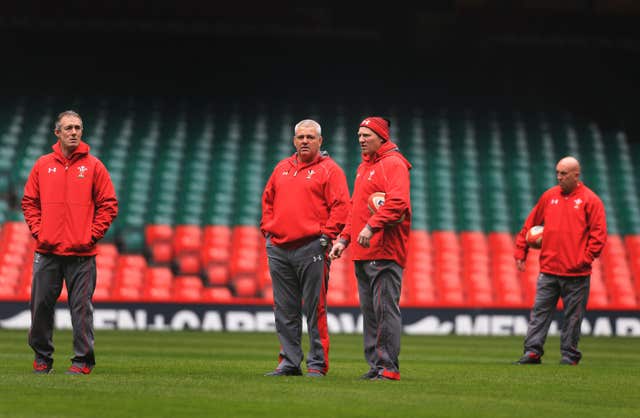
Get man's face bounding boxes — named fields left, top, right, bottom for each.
left=55, top=115, right=83, bottom=151
left=556, top=161, right=580, bottom=193
left=358, top=127, right=384, bottom=156
left=293, top=126, right=322, bottom=163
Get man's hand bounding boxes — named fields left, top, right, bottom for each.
left=516, top=259, right=526, bottom=272
left=329, top=242, right=345, bottom=259
left=357, top=226, right=373, bottom=248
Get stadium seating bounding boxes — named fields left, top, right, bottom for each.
left=0, top=99, right=638, bottom=309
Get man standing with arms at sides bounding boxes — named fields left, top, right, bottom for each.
left=22, top=110, right=118, bottom=375
left=329, top=117, right=412, bottom=381
left=261, top=119, right=350, bottom=377
left=514, top=156, right=606, bottom=366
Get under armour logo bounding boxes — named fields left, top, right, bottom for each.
left=313, top=255, right=323, bottom=262
left=48, top=167, right=56, bottom=173
left=362, top=119, right=371, bottom=125
left=282, top=170, right=289, bottom=176
left=550, top=199, right=559, bottom=205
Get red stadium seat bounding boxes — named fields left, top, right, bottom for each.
left=150, top=241, right=173, bottom=265
left=118, top=254, right=147, bottom=269
left=145, top=266, right=174, bottom=288
left=432, top=231, right=464, bottom=305
left=112, top=285, right=143, bottom=301
left=488, top=233, right=523, bottom=307
left=229, top=246, right=260, bottom=276
left=97, top=243, right=119, bottom=258
left=143, top=285, right=172, bottom=301
left=202, top=286, right=233, bottom=303
left=93, top=286, right=112, bottom=301
left=460, top=231, right=493, bottom=306
left=176, top=252, right=201, bottom=275
left=201, top=245, right=231, bottom=266
left=0, top=286, right=17, bottom=298
left=173, top=275, right=204, bottom=301
left=205, top=264, right=230, bottom=286
left=233, top=275, right=258, bottom=297
left=173, top=225, right=202, bottom=256
left=624, top=234, right=640, bottom=296
left=203, top=225, right=233, bottom=247
left=145, top=224, right=173, bottom=246
left=587, top=258, right=609, bottom=309
left=261, top=284, right=274, bottom=303
left=96, top=267, right=115, bottom=288
left=601, top=235, right=637, bottom=308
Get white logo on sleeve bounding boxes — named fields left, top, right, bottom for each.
left=550, top=199, right=559, bottom=205
left=48, top=167, right=57, bottom=173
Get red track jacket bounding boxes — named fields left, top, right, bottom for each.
left=339, top=141, right=412, bottom=267
left=261, top=151, right=350, bottom=247
left=22, top=141, right=118, bottom=256
left=514, top=183, right=607, bottom=277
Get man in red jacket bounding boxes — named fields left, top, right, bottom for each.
left=329, top=116, right=412, bottom=380
left=514, top=156, right=606, bottom=366
left=22, top=110, right=118, bottom=375
left=261, top=119, right=350, bottom=377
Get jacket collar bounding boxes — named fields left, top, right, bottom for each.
left=52, top=140, right=90, bottom=162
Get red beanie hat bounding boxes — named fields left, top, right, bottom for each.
left=359, top=117, right=390, bottom=142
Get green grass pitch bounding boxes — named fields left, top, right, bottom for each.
left=0, top=330, right=639, bottom=418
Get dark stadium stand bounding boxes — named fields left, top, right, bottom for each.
left=0, top=98, right=638, bottom=309
left=1, top=2, right=639, bottom=311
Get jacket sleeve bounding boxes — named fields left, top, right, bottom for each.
left=338, top=202, right=353, bottom=246
left=584, top=194, right=607, bottom=263
left=21, top=159, right=42, bottom=239
left=514, top=191, right=547, bottom=261
left=320, top=164, right=351, bottom=240
left=367, top=157, right=410, bottom=230
left=260, top=170, right=276, bottom=237
left=91, top=160, right=118, bottom=241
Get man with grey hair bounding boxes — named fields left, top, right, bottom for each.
left=261, top=119, right=350, bottom=377
left=513, top=156, right=607, bottom=365
left=22, top=110, right=118, bottom=375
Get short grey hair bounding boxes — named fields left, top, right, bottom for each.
left=294, top=119, right=321, bottom=135
left=55, top=110, right=83, bottom=130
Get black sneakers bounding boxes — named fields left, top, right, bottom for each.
left=359, top=369, right=378, bottom=380
left=264, top=367, right=302, bottom=376
left=514, top=352, right=542, bottom=364
left=559, top=358, right=578, bottom=366
left=33, top=360, right=53, bottom=374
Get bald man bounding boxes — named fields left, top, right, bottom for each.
left=513, top=156, right=607, bottom=365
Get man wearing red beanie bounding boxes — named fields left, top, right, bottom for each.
left=329, top=116, right=412, bottom=381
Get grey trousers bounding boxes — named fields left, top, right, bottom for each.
left=355, top=259, right=403, bottom=379
left=267, top=237, right=330, bottom=373
left=29, top=252, right=97, bottom=368
left=523, top=272, right=590, bottom=362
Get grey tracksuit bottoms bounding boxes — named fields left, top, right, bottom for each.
left=267, top=237, right=330, bottom=374
left=29, top=252, right=97, bottom=368
left=355, top=259, right=403, bottom=379
left=523, top=272, right=590, bottom=362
